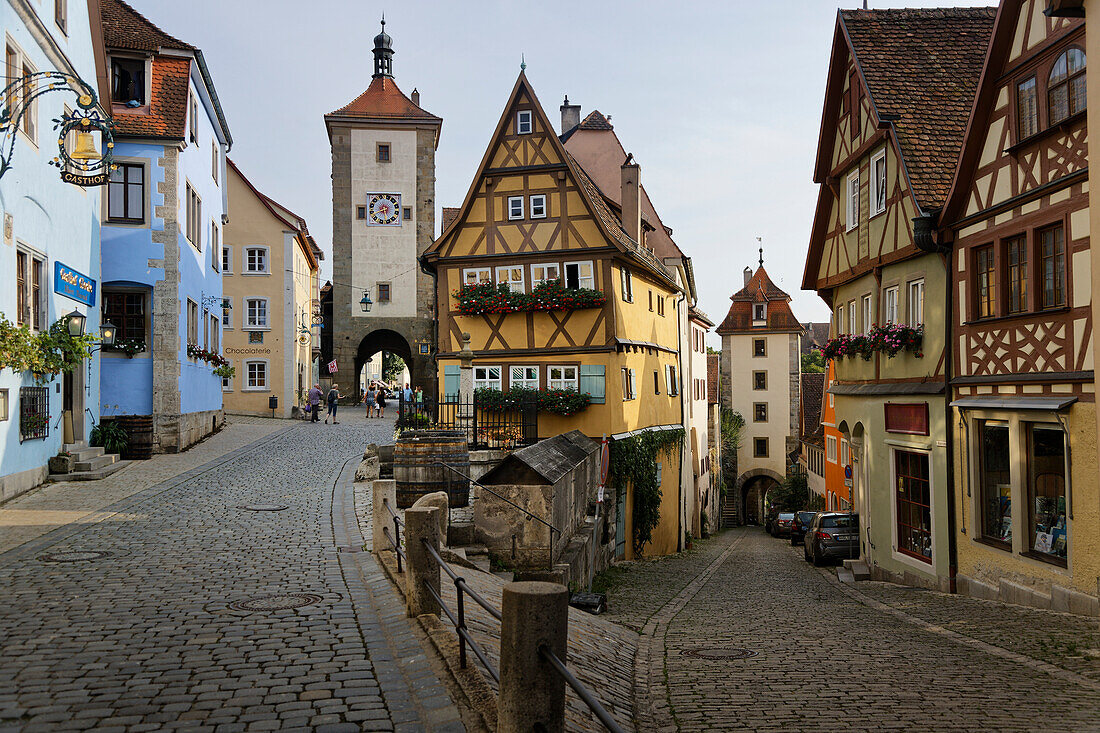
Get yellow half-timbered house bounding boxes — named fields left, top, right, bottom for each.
left=422, top=72, right=687, bottom=558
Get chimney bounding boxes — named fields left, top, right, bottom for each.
left=411, top=88, right=420, bottom=107
left=621, top=153, right=641, bottom=245
left=560, top=95, right=580, bottom=133
left=743, top=267, right=752, bottom=286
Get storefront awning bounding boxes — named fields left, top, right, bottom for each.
left=949, top=395, right=1078, bottom=411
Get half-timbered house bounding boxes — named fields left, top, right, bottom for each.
left=941, top=0, right=1099, bottom=614
left=422, top=73, right=688, bottom=558
left=803, top=8, right=995, bottom=589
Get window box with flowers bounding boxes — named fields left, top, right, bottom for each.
left=454, top=280, right=606, bottom=316
left=820, top=324, right=923, bottom=361
left=186, top=343, right=230, bottom=368
left=107, top=337, right=147, bottom=358
left=474, top=385, right=591, bottom=416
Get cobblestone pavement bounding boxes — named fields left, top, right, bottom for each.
left=0, top=415, right=464, bottom=732
left=599, top=527, right=1100, bottom=732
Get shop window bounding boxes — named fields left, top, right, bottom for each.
left=1027, top=424, right=1067, bottom=562
left=978, top=421, right=1012, bottom=547
left=895, top=450, right=932, bottom=563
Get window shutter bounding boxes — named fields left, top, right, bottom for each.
left=665, top=365, right=672, bottom=394
left=444, top=365, right=460, bottom=398
left=579, top=364, right=605, bottom=404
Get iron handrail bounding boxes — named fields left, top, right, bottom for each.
left=538, top=644, right=626, bottom=733
left=421, top=578, right=500, bottom=683
left=422, top=537, right=502, bottom=621
left=381, top=498, right=405, bottom=572
left=436, top=461, right=562, bottom=569
left=382, top=497, right=404, bottom=526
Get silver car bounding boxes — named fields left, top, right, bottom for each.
left=803, top=512, right=859, bottom=566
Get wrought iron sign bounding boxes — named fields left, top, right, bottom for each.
left=0, top=71, right=115, bottom=186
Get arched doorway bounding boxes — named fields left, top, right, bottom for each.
left=354, top=329, right=413, bottom=403
left=736, top=468, right=784, bottom=525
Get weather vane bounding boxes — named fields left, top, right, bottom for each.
left=521, top=54, right=526, bottom=72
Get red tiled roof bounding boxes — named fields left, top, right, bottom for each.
left=717, top=265, right=802, bottom=334
left=801, top=372, right=825, bottom=444
left=578, top=110, right=613, bottom=130
left=101, top=0, right=193, bottom=52
left=109, top=55, right=190, bottom=139
left=327, top=76, right=440, bottom=121
left=841, top=7, right=995, bottom=209
left=707, top=353, right=719, bottom=406
left=441, top=207, right=461, bottom=233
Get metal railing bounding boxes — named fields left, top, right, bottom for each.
left=539, top=644, right=626, bottom=733
left=420, top=537, right=501, bottom=683
left=381, top=498, right=405, bottom=573
left=437, top=461, right=562, bottom=569
left=396, top=393, right=538, bottom=450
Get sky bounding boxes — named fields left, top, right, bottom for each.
left=139, top=0, right=996, bottom=348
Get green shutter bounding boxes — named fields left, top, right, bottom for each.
left=580, top=364, right=605, bottom=404
left=444, top=365, right=460, bottom=398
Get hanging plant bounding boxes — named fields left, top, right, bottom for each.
left=186, top=343, right=230, bottom=367
left=608, top=428, right=684, bottom=555
left=820, top=324, right=923, bottom=361
left=454, top=280, right=606, bottom=316
left=212, top=363, right=236, bottom=379
left=0, top=313, right=96, bottom=383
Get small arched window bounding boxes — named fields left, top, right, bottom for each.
left=1048, top=48, right=1086, bottom=124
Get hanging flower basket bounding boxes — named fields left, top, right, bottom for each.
left=820, top=324, right=923, bottom=361
left=454, top=280, right=605, bottom=316
left=186, top=343, right=230, bottom=367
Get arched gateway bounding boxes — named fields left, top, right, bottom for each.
left=736, top=468, right=785, bottom=526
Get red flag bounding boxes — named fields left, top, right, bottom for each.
left=328, top=359, right=338, bottom=373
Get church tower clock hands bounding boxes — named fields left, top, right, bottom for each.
left=324, top=18, right=442, bottom=400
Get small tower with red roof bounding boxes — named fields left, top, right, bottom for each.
left=325, top=18, right=442, bottom=400
left=715, top=249, right=803, bottom=526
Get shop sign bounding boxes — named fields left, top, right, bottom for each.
left=54, top=262, right=96, bottom=306
left=61, top=170, right=108, bottom=187
left=225, top=347, right=271, bottom=355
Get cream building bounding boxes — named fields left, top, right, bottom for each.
left=222, top=160, right=321, bottom=417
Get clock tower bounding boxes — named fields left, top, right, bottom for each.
left=325, top=19, right=442, bottom=398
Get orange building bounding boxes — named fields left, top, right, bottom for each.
left=820, top=359, right=849, bottom=511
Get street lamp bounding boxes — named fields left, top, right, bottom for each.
left=360, top=291, right=373, bottom=313
left=65, top=309, right=116, bottom=346
left=99, top=321, right=117, bottom=347
left=64, top=309, right=86, bottom=337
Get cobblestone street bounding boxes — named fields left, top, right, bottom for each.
left=599, top=527, right=1100, bottom=732
left=0, top=414, right=463, bottom=733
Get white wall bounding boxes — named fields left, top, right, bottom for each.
left=726, top=331, right=795, bottom=479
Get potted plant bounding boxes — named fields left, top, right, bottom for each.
left=48, top=450, right=73, bottom=474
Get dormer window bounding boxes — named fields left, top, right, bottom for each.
left=110, top=57, right=145, bottom=106
left=1048, top=48, right=1086, bottom=125
left=753, top=303, right=767, bottom=323
left=516, top=110, right=533, bottom=135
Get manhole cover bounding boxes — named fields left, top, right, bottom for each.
left=236, top=504, right=289, bottom=512
left=680, top=648, right=758, bottom=660
left=38, top=550, right=110, bottom=563
left=228, top=593, right=323, bottom=612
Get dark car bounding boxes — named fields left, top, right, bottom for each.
left=771, top=512, right=795, bottom=538
left=803, top=512, right=859, bottom=566
left=790, top=511, right=818, bottom=546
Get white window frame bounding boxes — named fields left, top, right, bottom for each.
left=186, top=299, right=199, bottom=347
left=244, top=246, right=269, bottom=274
left=221, top=372, right=233, bottom=392
left=530, top=194, right=547, bottom=219
left=211, top=140, right=219, bottom=182
left=848, top=300, right=856, bottom=337
left=835, top=306, right=845, bottom=336
left=531, top=263, right=560, bottom=287
left=826, top=436, right=838, bottom=463
left=841, top=438, right=850, bottom=467
left=19, top=55, right=38, bottom=145
left=185, top=182, right=201, bottom=250
left=245, top=297, right=269, bottom=329
left=495, top=265, right=525, bottom=294
left=509, top=365, right=539, bottom=390
left=244, top=360, right=269, bottom=391
left=507, top=196, right=524, bottom=221
left=15, top=245, right=46, bottom=332
left=884, top=286, right=898, bottom=325
left=463, top=267, right=492, bottom=286
left=565, top=261, right=594, bottom=290
left=870, top=148, right=887, bottom=216
left=908, top=279, right=925, bottom=326
left=620, top=267, right=633, bottom=302
left=862, top=294, right=872, bottom=335
left=222, top=245, right=231, bottom=274
left=210, top=220, right=219, bottom=271
left=222, top=297, right=232, bottom=329
left=548, top=365, right=578, bottom=391
left=516, top=110, right=533, bottom=134
left=846, top=169, right=860, bottom=232
left=474, top=365, right=502, bottom=391
left=665, top=364, right=679, bottom=396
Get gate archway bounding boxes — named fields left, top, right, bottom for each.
left=353, top=329, right=413, bottom=402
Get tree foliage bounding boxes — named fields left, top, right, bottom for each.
left=382, top=352, right=405, bottom=383
left=767, top=472, right=815, bottom=512
left=0, top=314, right=97, bottom=382
left=801, top=350, right=825, bottom=373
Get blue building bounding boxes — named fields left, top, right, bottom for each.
left=98, top=0, right=231, bottom=452
left=0, top=0, right=111, bottom=500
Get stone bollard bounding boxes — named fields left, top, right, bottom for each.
left=497, top=581, right=569, bottom=733
left=372, top=480, right=397, bottom=554
left=404, top=506, right=441, bottom=618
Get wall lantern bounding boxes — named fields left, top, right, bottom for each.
left=0, top=71, right=115, bottom=186
left=99, top=321, right=117, bottom=347
left=64, top=309, right=86, bottom=337
left=360, top=291, right=373, bottom=313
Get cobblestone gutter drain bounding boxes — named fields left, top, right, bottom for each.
left=38, top=550, right=110, bottom=562
left=229, top=593, right=324, bottom=612
left=680, top=648, right=758, bottom=660
left=236, top=504, right=290, bottom=512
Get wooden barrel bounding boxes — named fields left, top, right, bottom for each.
left=118, top=415, right=154, bottom=460
left=393, top=430, right=470, bottom=508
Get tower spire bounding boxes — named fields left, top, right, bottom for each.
left=372, top=15, right=394, bottom=79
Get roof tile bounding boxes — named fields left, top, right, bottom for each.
left=327, top=76, right=440, bottom=121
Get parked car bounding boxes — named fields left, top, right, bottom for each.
left=771, top=512, right=795, bottom=538
left=803, top=512, right=859, bottom=566
left=790, top=511, right=818, bottom=546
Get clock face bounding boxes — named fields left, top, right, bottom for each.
left=368, top=193, right=401, bottom=226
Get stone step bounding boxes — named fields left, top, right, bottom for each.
left=63, top=441, right=88, bottom=452
left=71, top=446, right=104, bottom=462
left=837, top=567, right=856, bottom=584
left=843, top=559, right=871, bottom=580
left=74, top=453, right=117, bottom=472
left=491, top=570, right=513, bottom=583
left=48, top=460, right=131, bottom=483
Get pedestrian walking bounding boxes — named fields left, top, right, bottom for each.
left=326, top=384, right=342, bottom=424
left=307, top=383, right=323, bottom=423
left=366, top=383, right=377, bottom=418
left=376, top=383, right=387, bottom=418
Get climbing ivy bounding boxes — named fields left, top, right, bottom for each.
left=608, top=428, right=684, bottom=555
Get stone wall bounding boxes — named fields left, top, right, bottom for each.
left=152, top=146, right=181, bottom=453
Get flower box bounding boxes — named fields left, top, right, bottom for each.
left=820, top=324, right=923, bottom=361
left=454, top=280, right=606, bottom=316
